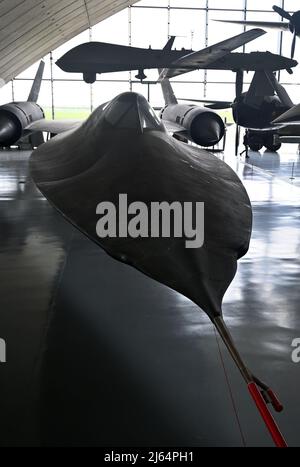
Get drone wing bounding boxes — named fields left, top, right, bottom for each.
left=159, top=28, right=266, bottom=80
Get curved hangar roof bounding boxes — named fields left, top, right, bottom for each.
left=0, top=0, right=139, bottom=87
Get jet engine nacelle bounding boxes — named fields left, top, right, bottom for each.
left=0, top=102, right=44, bottom=147
left=232, top=94, right=289, bottom=129
left=160, top=104, right=225, bottom=147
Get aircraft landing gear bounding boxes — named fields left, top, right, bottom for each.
left=246, top=131, right=264, bottom=152
left=264, top=134, right=281, bottom=152
left=241, top=129, right=261, bottom=158
left=243, top=131, right=281, bottom=153
left=249, top=142, right=263, bottom=152
left=240, top=131, right=249, bottom=158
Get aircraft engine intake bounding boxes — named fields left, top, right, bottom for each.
left=161, top=104, right=225, bottom=147
left=0, top=102, right=44, bottom=147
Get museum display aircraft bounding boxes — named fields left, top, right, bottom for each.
left=175, top=52, right=299, bottom=154
left=55, top=31, right=300, bottom=155
left=214, top=5, right=300, bottom=59
left=28, top=91, right=287, bottom=447
left=56, top=29, right=266, bottom=83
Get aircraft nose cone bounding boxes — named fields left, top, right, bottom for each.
left=191, top=112, right=225, bottom=147
left=104, top=92, right=164, bottom=133
left=0, top=112, right=18, bottom=146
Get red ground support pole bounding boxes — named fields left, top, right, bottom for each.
left=248, top=382, right=288, bottom=448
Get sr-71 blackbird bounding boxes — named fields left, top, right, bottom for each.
left=29, top=91, right=287, bottom=447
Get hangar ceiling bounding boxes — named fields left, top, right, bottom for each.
left=0, top=0, right=139, bottom=86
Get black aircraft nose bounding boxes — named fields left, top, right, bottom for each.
left=104, top=92, right=165, bottom=133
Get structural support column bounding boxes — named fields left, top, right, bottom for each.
left=50, top=52, right=55, bottom=120
left=89, top=26, right=94, bottom=113
left=243, top=0, right=248, bottom=52
left=167, top=0, right=171, bottom=39
left=204, top=0, right=209, bottom=98
left=11, top=79, right=15, bottom=102
left=278, top=0, right=285, bottom=82
left=128, top=6, right=133, bottom=92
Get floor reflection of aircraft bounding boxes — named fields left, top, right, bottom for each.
left=0, top=153, right=68, bottom=249
left=247, top=151, right=281, bottom=174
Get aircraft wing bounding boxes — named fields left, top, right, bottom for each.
left=279, top=135, right=300, bottom=143
left=179, top=98, right=232, bottom=109
left=247, top=126, right=285, bottom=132
left=25, top=119, right=82, bottom=134
left=163, top=120, right=187, bottom=135
left=272, top=104, right=300, bottom=125
left=159, top=29, right=266, bottom=80
left=213, top=20, right=290, bottom=31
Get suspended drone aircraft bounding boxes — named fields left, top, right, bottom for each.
left=56, top=29, right=266, bottom=82
left=214, top=5, right=300, bottom=58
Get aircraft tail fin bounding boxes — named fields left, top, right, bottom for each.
left=28, top=60, right=45, bottom=103
left=158, top=69, right=178, bottom=105
left=163, top=36, right=176, bottom=51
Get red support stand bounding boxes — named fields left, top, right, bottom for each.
left=248, top=382, right=288, bottom=448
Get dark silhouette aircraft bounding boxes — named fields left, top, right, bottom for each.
left=176, top=52, right=298, bottom=154
left=0, top=61, right=46, bottom=148
left=56, top=29, right=266, bottom=83
left=215, top=5, right=300, bottom=58
left=29, top=91, right=287, bottom=447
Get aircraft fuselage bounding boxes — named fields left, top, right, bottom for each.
left=57, top=42, right=192, bottom=75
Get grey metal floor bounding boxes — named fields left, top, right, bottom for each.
left=0, top=137, right=299, bottom=447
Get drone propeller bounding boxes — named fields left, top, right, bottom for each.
left=291, top=29, right=297, bottom=58
left=273, top=5, right=300, bottom=58
left=273, top=5, right=293, bottom=22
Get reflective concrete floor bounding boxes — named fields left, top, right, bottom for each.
left=0, top=137, right=299, bottom=447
